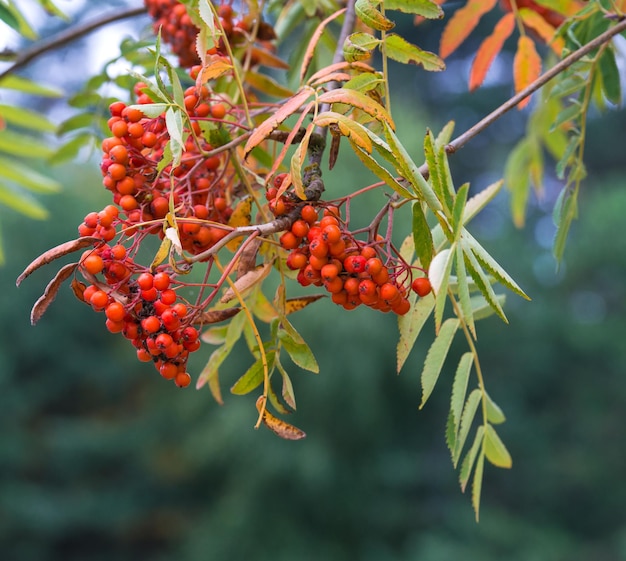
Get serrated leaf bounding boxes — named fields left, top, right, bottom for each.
left=397, top=292, right=435, bottom=373
left=472, top=449, right=485, bottom=521
left=550, top=73, right=586, bottom=98
left=0, top=104, right=56, bottom=132
left=231, top=351, right=275, bottom=395
left=455, top=244, right=475, bottom=336
left=450, top=352, right=473, bottom=440
left=386, top=0, right=443, bottom=19
left=518, top=7, right=563, bottom=55
left=462, top=243, right=507, bottom=323
left=342, top=72, right=385, bottom=94
left=196, top=345, right=228, bottom=400
left=484, top=424, right=512, bottom=468
left=383, top=34, right=445, bottom=71
left=317, top=88, right=394, bottom=129
left=471, top=293, right=506, bottom=321
left=429, top=246, right=455, bottom=331
left=555, top=135, right=580, bottom=180
left=485, top=393, right=506, bottom=424
left=300, top=7, right=347, bottom=82
left=277, top=360, right=297, bottom=410
left=440, top=0, right=499, bottom=59
left=412, top=202, right=434, bottom=269
left=419, top=317, right=459, bottom=408
left=463, top=180, right=503, bottom=225
left=452, top=183, right=470, bottom=236
left=355, top=0, right=395, bottom=31
left=314, top=111, right=373, bottom=153
left=469, top=13, right=515, bottom=91
left=551, top=102, right=582, bottom=132
left=221, top=263, right=273, bottom=304
left=514, top=36, right=542, bottom=109
left=423, top=130, right=444, bottom=210
left=463, top=230, right=529, bottom=300
left=453, top=388, right=482, bottom=465
left=165, top=107, right=184, bottom=167
left=30, top=262, right=77, bottom=325
left=0, top=156, right=61, bottom=193
left=459, top=425, right=484, bottom=490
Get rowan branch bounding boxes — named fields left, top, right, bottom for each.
left=0, top=6, right=148, bottom=82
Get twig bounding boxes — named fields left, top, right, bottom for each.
left=436, top=16, right=626, bottom=166
left=0, top=6, right=148, bottom=81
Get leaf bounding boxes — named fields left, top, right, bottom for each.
left=459, top=425, right=484, bottom=490
left=314, top=111, right=373, bottom=153
left=220, top=263, right=273, bottom=304
left=51, top=131, right=92, bottom=165
left=245, top=70, right=294, bottom=98
left=383, top=34, right=445, bottom=72
left=455, top=244, right=475, bottom=337
left=317, top=88, right=394, bottom=129
left=452, top=183, right=470, bottom=237
left=428, top=247, right=455, bottom=330
left=397, top=292, right=435, bottom=373
left=243, top=87, right=315, bottom=157
left=150, top=235, right=171, bottom=270
left=0, top=104, right=56, bottom=132
left=355, top=0, right=395, bottom=31
left=30, top=262, right=77, bottom=325
left=453, top=388, right=482, bottom=465
left=518, top=7, right=563, bottom=55
left=256, top=396, right=306, bottom=440
left=343, top=31, right=381, bottom=62
left=342, top=72, right=385, bottom=94
left=231, top=351, right=276, bottom=395
left=552, top=185, right=578, bottom=262
left=469, top=13, right=515, bottom=91
left=225, top=198, right=252, bottom=250
left=485, top=393, right=506, bottom=424
left=505, top=139, right=532, bottom=227
left=598, top=47, right=621, bottom=105
left=196, top=345, right=227, bottom=400
left=285, top=294, right=325, bottom=314
left=472, top=449, right=485, bottom=521
left=514, top=36, right=542, bottom=109
left=165, top=107, right=184, bottom=167
left=290, top=122, right=315, bottom=200
left=471, top=293, right=506, bottom=321
left=440, top=0, right=499, bottom=59
left=197, top=307, right=241, bottom=325
left=16, top=236, right=100, bottom=286
left=484, top=424, right=512, bottom=468
left=419, top=317, right=459, bottom=408
left=249, top=46, right=290, bottom=70
left=300, top=7, right=347, bottom=82
left=386, top=0, right=443, bottom=19
left=0, top=156, right=61, bottom=193
left=463, top=180, right=503, bottom=225
left=0, top=75, right=62, bottom=97
left=450, top=352, right=474, bottom=441
left=0, top=129, right=54, bottom=158
left=412, top=202, right=434, bottom=269
left=278, top=325, right=319, bottom=373
left=0, top=4, right=20, bottom=33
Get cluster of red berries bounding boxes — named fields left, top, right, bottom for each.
left=100, top=81, right=235, bottom=254
left=277, top=200, right=430, bottom=315
left=76, top=210, right=200, bottom=387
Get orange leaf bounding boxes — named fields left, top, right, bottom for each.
left=306, top=61, right=375, bottom=86
left=469, top=13, right=515, bottom=91
left=243, top=87, right=315, bottom=158
left=256, top=396, right=306, bottom=440
left=300, top=8, right=347, bottom=83
left=518, top=7, right=563, bottom=55
left=198, top=55, right=233, bottom=83
left=249, top=46, right=290, bottom=70
left=317, top=88, right=394, bottom=129
left=514, top=36, right=542, bottom=110
left=440, top=0, right=499, bottom=59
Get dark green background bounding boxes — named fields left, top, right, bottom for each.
left=2, top=2, right=626, bottom=559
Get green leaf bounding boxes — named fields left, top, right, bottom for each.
left=355, top=0, right=395, bottom=31
left=484, top=424, right=512, bottom=468
left=0, top=104, right=56, bottom=132
left=0, top=156, right=61, bottom=193
left=37, top=0, right=68, bottom=19
left=0, top=75, right=62, bottom=97
left=386, top=0, right=444, bottom=19
left=454, top=388, right=482, bottom=465
left=455, top=244, right=475, bottom=336
left=48, top=133, right=94, bottom=165
left=550, top=102, right=582, bottom=131
left=231, top=351, right=276, bottom=395
left=485, top=393, right=506, bottom=424
left=4, top=1, right=37, bottom=39
left=383, top=34, right=445, bottom=71
left=462, top=180, right=503, bottom=226
left=0, top=183, right=48, bottom=219
left=0, top=3, right=20, bottom=32
left=463, top=230, right=529, bottom=300
left=397, top=292, right=435, bottom=373
left=0, top=129, right=53, bottom=158
left=449, top=352, right=473, bottom=449
left=452, top=183, right=470, bottom=237
left=505, top=139, right=532, bottom=227
left=245, top=70, right=294, bottom=98
left=471, top=293, right=506, bottom=321
left=383, top=122, right=441, bottom=212
left=278, top=321, right=319, bottom=373
left=423, top=130, right=444, bottom=210
left=598, top=47, right=621, bottom=105
left=343, top=71, right=385, bottom=94
left=56, top=112, right=94, bottom=136
left=552, top=185, right=578, bottom=262
left=276, top=359, right=297, bottom=410
left=550, top=72, right=586, bottom=98
left=555, top=135, right=580, bottom=180
left=343, top=32, right=381, bottom=62
left=459, top=426, right=484, bottom=490
left=419, top=317, right=459, bottom=408
left=412, top=202, right=434, bottom=269
left=472, top=449, right=485, bottom=521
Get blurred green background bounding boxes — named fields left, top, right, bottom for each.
left=2, top=2, right=626, bottom=560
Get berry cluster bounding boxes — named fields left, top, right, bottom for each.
left=101, top=82, right=235, bottom=254
left=278, top=202, right=415, bottom=315
left=76, top=210, right=201, bottom=387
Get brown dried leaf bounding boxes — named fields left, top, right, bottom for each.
left=237, top=237, right=262, bottom=279
left=256, top=396, right=306, bottom=440
left=16, top=236, right=100, bottom=286
left=220, top=262, right=273, bottom=303
left=196, top=307, right=241, bottom=324
left=285, top=294, right=326, bottom=315
left=71, top=278, right=86, bottom=303
left=31, top=262, right=78, bottom=325
left=249, top=46, right=289, bottom=69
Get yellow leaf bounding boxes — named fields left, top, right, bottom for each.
left=220, top=262, right=273, bottom=303
left=518, top=8, right=563, bottom=55
left=285, top=294, right=325, bottom=314
left=514, top=36, right=542, bottom=110
left=198, top=55, right=233, bottom=83
left=226, top=198, right=252, bottom=251
left=256, top=396, right=306, bottom=440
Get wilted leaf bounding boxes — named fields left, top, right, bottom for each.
left=383, top=34, right=445, bottom=72
left=17, top=236, right=100, bottom=286
left=256, top=396, right=306, bottom=440
left=514, top=36, right=542, bottom=109
left=30, top=262, right=77, bottom=325
left=343, top=31, right=381, bottom=62
left=198, top=55, right=233, bottom=82
left=285, top=294, right=325, bottom=314
left=318, top=88, right=394, bottom=129
left=469, top=13, right=515, bottom=91
left=355, top=0, right=395, bottom=31
left=226, top=198, right=252, bottom=250
left=197, top=307, right=241, bottom=324
left=220, top=262, right=273, bottom=303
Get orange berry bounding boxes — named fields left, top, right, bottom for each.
left=210, top=103, right=227, bottom=119
left=105, top=301, right=125, bottom=322
left=175, top=371, right=192, bottom=388
left=301, top=204, right=318, bottom=224
left=412, top=277, right=432, bottom=297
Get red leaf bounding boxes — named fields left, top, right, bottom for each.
left=514, top=36, right=542, bottom=109
left=469, top=13, right=516, bottom=91
left=440, top=0, right=499, bottom=59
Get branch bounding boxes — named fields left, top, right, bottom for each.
left=437, top=16, right=626, bottom=164
left=0, top=6, right=148, bottom=82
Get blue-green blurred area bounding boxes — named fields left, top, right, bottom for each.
left=2, top=3, right=626, bottom=559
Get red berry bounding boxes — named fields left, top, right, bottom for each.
left=105, top=301, right=125, bottom=322
left=344, top=255, right=366, bottom=274
left=153, top=272, right=171, bottom=291
left=137, top=273, right=154, bottom=290
left=141, top=315, right=161, bottom=334
left=412, top=277, right=432, bottom=297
